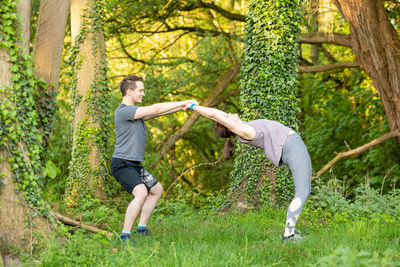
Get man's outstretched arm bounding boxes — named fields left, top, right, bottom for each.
left=142, top=106, right=182, bottom=121
left=135, top=100, right=198, bottom=120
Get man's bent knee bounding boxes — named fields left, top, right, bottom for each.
left=150, top=182, right=163, bottom=196
left=132, top=184, right=148, bottom=203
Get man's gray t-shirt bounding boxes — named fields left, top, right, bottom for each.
left=237, top=119, right=292, bottom=167
left=112, top=103, right=147, bottom=161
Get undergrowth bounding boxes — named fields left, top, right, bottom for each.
left=8, top=181, right=400, bottom=266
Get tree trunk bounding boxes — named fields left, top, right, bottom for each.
left=33, top=0, right=70, bottom=147
left=227, top=0, right=301, bottom=209
left=0, top=48, right=28, bottom=247
left=334, top=0, right=400, bottom=143
left=310, top=0, right=319, bottom=64
left=34, top=0, right=70, bottom=91
left=0, top=153, right=38, bottom=247
left=16, top=0, right=30, bottom=52
left=0, top=0, right=30, bottom=249
left=65, top=0, right=110, bottom=206
left=0, top=0, right=50, bottom=248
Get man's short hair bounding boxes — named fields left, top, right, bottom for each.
left=120, top=75, right=144, bottom=96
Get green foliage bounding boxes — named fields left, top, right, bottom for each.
left=0, top=0, right=52, bottom=214
left=307, top=178, right=400, bottom=224
left=64, top=0, right=112, bottom=209
left=314, top=247, right=400, bottom=267
left=299, top=69, right=400, bottom=191
left=17, top=194, right=400, bottom=266
left=155, top=184, right=226, bottom=220
left=228, top=0, right=301, bottom=206
left=43, top=160, right=61, bottom=179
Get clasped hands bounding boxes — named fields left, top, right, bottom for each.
left=181, top=99, right=199, bottom=111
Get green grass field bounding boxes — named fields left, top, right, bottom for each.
left=27, top=205, right=399, bottom=267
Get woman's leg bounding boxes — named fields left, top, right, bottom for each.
left=281, top=134, right=312, bottom=237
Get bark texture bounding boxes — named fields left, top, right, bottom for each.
left=334, top=0, right=400, bottom=142
left=34, top=0, right=70, bottom=91
left=0, top=0, right=50, bottom=249
left=68, top=0, right=107, bottom=201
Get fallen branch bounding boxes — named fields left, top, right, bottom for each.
left=316, top=130, right=400, bottom=177
left=51, top=212, right=114, bottom=237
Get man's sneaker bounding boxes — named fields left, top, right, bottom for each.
left=281, top=233, right=302, bottom=243
left=135, top=228, right=151, bottom=236
left=120, top=233, right=135, bottom=245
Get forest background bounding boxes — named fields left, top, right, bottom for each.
left=1, top=0, right=400, bottom=265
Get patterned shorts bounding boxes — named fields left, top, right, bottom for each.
left=111, top=158, right=158, bottom=194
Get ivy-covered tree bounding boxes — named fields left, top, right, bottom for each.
left=65, top=0, right=112, bottom=208
left=226, top=0, right=301, bottom=208
left=0, top=0, right=68, bottom=247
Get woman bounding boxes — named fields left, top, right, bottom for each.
left=185, top=103, right=311, bottom=242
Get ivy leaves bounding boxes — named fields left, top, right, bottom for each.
left=228, top=0, right=301, bottom=206
left=0, top=0, right=51, bottom=214
left=64, top=0, right=111, bottom=209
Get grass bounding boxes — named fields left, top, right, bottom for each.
left=23, top=206, right=400, bottom=267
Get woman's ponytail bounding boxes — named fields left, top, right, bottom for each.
left=224, top=138, right=235, bottom=160
left=215, top=122, right=236, bottom=160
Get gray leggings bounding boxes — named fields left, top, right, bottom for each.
left=281, top=133, right=312, bottom=232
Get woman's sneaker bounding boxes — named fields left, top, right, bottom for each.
left=294, top=229, right=306, bottom=237
left=281, top=233, right=302, bottom=243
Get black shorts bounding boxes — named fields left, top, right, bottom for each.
left=110, top=158, right=158, bottom=194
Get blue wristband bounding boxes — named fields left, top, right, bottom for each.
left=189, top=103, right=195, bottom=110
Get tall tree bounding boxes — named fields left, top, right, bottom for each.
left=0, top=0, right=34, bottom=247
left=0, top=0, right=48, bottom=247
left=65, top=0, right=111, bottom=207
left=333, top=0, right=400, bottom=142
left=226, top=0, right=301, bottom=208
left=33, top=0, right=71, bottom=146
left=1, top=0, right=70, bottom=247
left=297, top=1, right=400, bottom=184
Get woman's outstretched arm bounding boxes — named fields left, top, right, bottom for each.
left=187, top=104, right=256, bottom=140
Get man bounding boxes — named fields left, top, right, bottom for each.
left=111, top=75, right=196, bottom=241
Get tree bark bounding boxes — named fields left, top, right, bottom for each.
left=67, top=0, right=107, bottom=202
left=299, top=32, right=352, bottom=48
left=0, top=0, right=50, bottom=248
left=0, top=0, right=31, bottom=249
left=299, top=61, right=359, bottom=73
left=34, top=0, right=70, bottom=91
left=334, top=0, right=400, bottom=143
left=33, top=0, right=70, bottom=146
left=51, top=212, right=113, bottom=237
left=16, top=0, right=30, bottom=52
